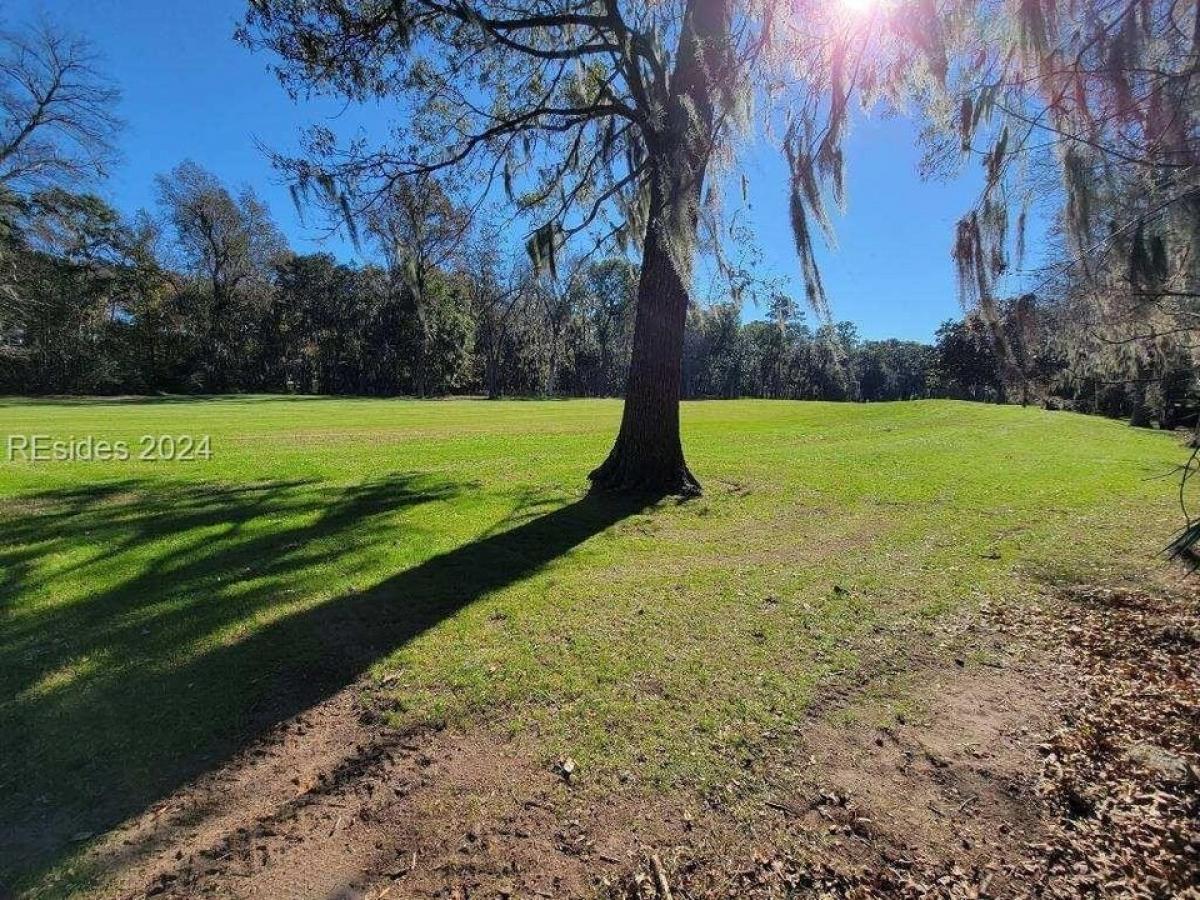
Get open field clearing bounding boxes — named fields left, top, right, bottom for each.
left=1, top=397, right=1196, bottom=898
left=3, top=0, right=1197, bottom=894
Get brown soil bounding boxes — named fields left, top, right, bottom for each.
left=69, top=582, right=1199, bottom=900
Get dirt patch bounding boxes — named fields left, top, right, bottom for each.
left=50, top=582, right=1200, bottom=900
left=600, top=613, right=1060, bottom=899
left=608, top=585, right=1200, bottom=898
left=787, top=667, right=1054, bottom=887
left=79, top=696, right=647, bottom=899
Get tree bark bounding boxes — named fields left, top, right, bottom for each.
left=485, top=340, right=501, bottom=399
left=1129, top=379, right=1152, bottom=428
left=1128, top=355, right=1152, bottom=428
left=414, top=303, right=429, bottom=397
left=588, top=0, right=729, bottom=497
left=588, top=190, right=699, bottom=495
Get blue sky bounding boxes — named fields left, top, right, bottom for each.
left=10, top=0, right=998, bottom=342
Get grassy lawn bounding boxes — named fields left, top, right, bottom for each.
left=0, top=396, right=1184, bottom=893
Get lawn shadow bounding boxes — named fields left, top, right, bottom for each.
left=0, top=476, right=646, bottom=889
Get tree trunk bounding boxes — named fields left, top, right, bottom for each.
left=588, top=200, right=699, bottom=495
left=598, top=332, right=611, bottom=396
left=485, top=341, right=501, bottom=399
left=414, top=306, right=429, bottom=397
left=1129, top=379, right=1152, bottom=428
left=588, top=0, right=729, bottom=497
left=482, top=326, right=501, bottom=400
left=1128, top=353, right=1152, bottom=427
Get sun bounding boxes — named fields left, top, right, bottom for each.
left=840, top=0, right=881, bottom=14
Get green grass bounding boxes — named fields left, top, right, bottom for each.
left=0, top=396, right=1184, bottom=893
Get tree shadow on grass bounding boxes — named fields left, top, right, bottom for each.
left=0, top=475, right=647, bottom=890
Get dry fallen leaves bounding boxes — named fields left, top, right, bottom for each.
left=606, top=584, right=1199, bottom=899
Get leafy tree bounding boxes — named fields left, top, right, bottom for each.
left=237, top=0, right=884, bottom=494
left=367, top=174, right=469, bottom=396
left=933, top=315, right=1004, bottom=403
left=419, top=271, right=476, bottom=394
left=854, top=339, right=931, bottom=402
left=0, top=192, right=159, bottom=393
left=802, top=323, right=852, bottom=402
left=270, top=252, right=365, bottom=393
left=762, top=293, right=803, bottom=398
left=566, top=257, right=636, bottom=396
left=155, top=161, right=289, bottom=389
left=100, top=213, right=191, bottom=392
left=247, top=0, right=1187, bottom=492
left=683, top=301, right=743, bottom=399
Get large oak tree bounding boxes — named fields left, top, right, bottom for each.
left=238, top=0, right=880, bottom=495
left=240, top=0, right=1197, bottom=496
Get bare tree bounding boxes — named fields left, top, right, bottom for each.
left=0, top=20, right=121, bottom=334
left=0, top=21, right=121, bottom=195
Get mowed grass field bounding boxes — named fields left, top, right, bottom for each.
left=0, top=396, right=1184, bottom=893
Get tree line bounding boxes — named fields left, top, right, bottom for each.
left=0, top=163, right=930, bottom=402
left=3, top=195, right=1197, bottom=439
left=2, top=153, right=1195, bottom=430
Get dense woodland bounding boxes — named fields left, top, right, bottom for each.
left=1, top=159, right=1195, bottom=427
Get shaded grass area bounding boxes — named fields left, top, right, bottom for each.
left=0, top=397, right=1183, bottom=894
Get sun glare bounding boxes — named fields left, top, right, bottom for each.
left=840, top=0, right=880, bottom=14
